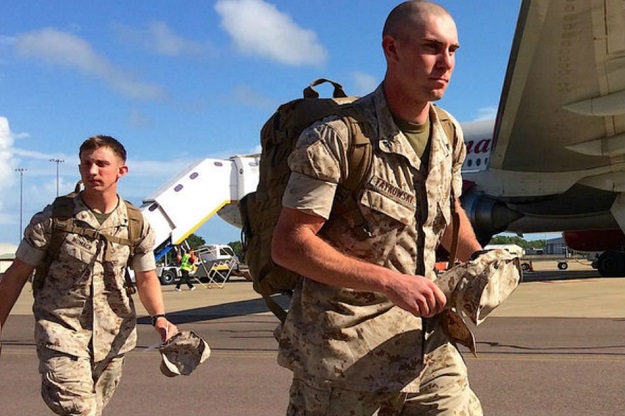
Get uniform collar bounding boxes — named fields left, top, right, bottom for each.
left=74, top=193, right=129, bottom=232
left=369, top=85, right=452, bottom=171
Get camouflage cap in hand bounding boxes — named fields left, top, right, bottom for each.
left=436, top=248, right=522, bottom=326
left=158, top=330, right=211, bottom=377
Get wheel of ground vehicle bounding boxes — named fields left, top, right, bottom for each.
left=597, top=250, right=625, bottom=277
left=160, top=269, right=177, bottom=285
left=521, top=262, right=531, bottom=271
left=557, top=261, right=568, bottom=270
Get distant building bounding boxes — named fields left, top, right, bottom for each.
left=0, top=243, right=17, bottom=274
left=484, top=244, right=524, bottom=257
left=545, top=236, right=567, bottom=255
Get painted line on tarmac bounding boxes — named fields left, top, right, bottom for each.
left=466, top=353, right=624, bottom=362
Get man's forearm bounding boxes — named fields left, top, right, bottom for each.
left=0, top=259, right=34, bottom=327
left=134, top=270, right=166, bottom=316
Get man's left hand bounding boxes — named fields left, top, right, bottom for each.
left=154, top=318, right=179, bottom=342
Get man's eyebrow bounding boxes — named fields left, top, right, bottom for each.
left=423, top=37, right=461, bottom=50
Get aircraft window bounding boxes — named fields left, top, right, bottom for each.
left=214, top=161, right=223, bottom=167
left=476, top=159, right=481, bottom=166
left=467, top=159, right=473, bottom=167
left=148, top=203, right=158, bottom=212
left=485, top=158, right=488, bottom=165
left=174, top=184, right=183, bottom=192
left=189, top=172, right=199, bottom=180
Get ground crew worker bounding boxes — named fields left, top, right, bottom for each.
left=0, top=135, right=178, bottom=415
left=175, top=249, right=196, bottom=291
left=272, top=1, right=486, bottom=414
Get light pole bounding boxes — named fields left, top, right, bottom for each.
left=15, top=168, right=27, bottom=241
left=49, top=158, right=64, bottom=197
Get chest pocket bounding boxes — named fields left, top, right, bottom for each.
left=61, top=233, right=97, bottom=264
left=359, top=187, right=416, bottom=232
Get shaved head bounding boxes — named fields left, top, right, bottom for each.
left=383, top=1, right=451, bottom=41
left=380, top=0, right=459, bottom=121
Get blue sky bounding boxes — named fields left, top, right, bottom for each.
left=0, top=0, right=524, bottom=246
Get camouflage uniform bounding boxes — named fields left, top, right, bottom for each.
left=15, top=194, right=156, bottom=415
left=278, top=85, right=480, bottom=415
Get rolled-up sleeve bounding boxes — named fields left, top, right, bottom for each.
left=283, top=172, right=337, bottom=219
left=131, top=216, right=156, bottom=272
left=15, top=209, right=52, bottom=267
left=15, top=240, right=46, bottom=267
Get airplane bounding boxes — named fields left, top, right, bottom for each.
left=460, top=0, right=625, bottom=277
left=140, top=0, right=625, bottom=278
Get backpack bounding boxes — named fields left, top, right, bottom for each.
left=32, top=191, right=144, bottom=297
left=239, top=78, right=459, bottom=322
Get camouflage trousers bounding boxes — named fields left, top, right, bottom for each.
left=286, top=343, right=482, bottom=416
left=38, top=347, right=125, bottom=416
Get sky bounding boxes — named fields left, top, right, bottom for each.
left=0, top=0, right=526, bottom=247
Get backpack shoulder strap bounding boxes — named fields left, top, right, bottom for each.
left=99, top=201, right=143, bottom=249
left=121, top=200, right=144, bottom=296
left=342, top=114, right=373, bottom=199
left=329, top=107, right=375, bottom=240
left=32, top=194, right=77, bottom=293
left=122, top=200, right=144, bottom=251
left=48, top=194, right=77, bottom=263
left=433, top=105, right=462, bottom=269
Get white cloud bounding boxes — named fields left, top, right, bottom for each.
left=351, top=71, right=378, bottom=96
left=0, top=117, right=16, bottom=194
left=474, top=106, right=498, bottom=121
left=14, top=28, right=168, bottom=101
left=215, top=0, right=327, bottom=67
left=114, top=21, right=208, bottom=57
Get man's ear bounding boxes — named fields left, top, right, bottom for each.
left=382, top=35, right=399, bottom=63
left=117, top=164, right=129, bottom=179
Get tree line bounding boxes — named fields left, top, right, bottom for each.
left=489, top=235, right=546, bottom=250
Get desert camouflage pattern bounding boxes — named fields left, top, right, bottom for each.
left=278, top=85, right=470, bottom=393
left=435, top=249, right=522, bottom=354
left=38, top=347, right=125, bottom=416
left=287, top=343, right=481, bottom=415
left=436, top=249, right=522, bottom=323
left=16, top=194, right=156, bottom=362
left=158, top=330, right=211, bottom=377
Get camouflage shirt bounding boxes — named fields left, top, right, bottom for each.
left=278, top=85, right=467, bottom=392
left=16, top=194, right=156, bottom=362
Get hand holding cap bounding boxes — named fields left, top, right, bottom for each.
left=158, top=330, right=211, bottom=377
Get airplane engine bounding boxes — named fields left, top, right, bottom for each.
left=460, top=188, right=523, bottom=246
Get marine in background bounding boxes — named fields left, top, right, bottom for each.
left=0, top=135, right=178, bottom=416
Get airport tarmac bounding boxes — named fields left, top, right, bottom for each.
left=1, top=263, right=624, bottom=415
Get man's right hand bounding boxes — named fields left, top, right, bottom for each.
left=385, top=274, right=447, bottom=317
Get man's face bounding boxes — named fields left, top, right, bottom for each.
left=391, top=13, right=459, bottom=103
left=78, top=146, right=127, bottom=194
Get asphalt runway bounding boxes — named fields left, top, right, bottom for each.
left=1, top=270, right=624, bottom=416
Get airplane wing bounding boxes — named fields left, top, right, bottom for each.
left=462, top=0, right=625, bottom=242
left=491, top=0, right=625, bottom=174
